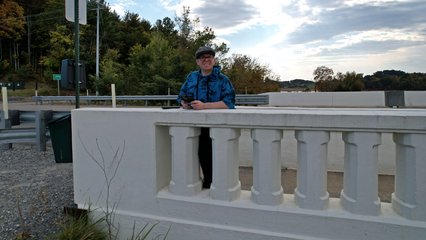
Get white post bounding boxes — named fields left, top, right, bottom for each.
left=209, top=128, right=241, bottom=201
left=2, top=87, right=9, bottom=120
left=250, top=129, right=284, bottom=205
left=111, top=84, right=116, bottom=108
left=294, top=130, right=330, bottom=210
left=341, top=132, right=381, bottom=215
left=1, top=87, right=11, bottom=150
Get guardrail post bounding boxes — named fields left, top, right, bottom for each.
left=36, top=110, right=53, bottom=151
left=0, top=111, right=12, bottom=150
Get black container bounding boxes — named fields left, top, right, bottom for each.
left=48, top=114, right=72, bottom=163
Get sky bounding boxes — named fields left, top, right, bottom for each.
left=107, top=0, right=426, bottom=81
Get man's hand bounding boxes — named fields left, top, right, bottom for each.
left=189, top=100, right=228, bottom=110
left=190, top=100, right=205, bottom=110
left=181, top=100, right=192, bottom=109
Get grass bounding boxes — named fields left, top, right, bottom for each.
left=53, top=215, right=107, bottom=240
left=51, top=211, right=169, bottom=240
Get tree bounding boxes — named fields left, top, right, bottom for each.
left=313, top=66, right=335, bottom=91
left=336, top=71, right=364, bottom=91
left=96, top=48, right=124, bottom=95
left=0, top=0, right=26, bottom=71
left=153, top=17, right=178, bottom=44
left=223, top=54, right=280, bottom=94
left=0, top=0, right=25, bottom=40
left=39, top=24, right=73, bottom=83
left=115, top=12, right=151, bottom=64
left=313, top=66, right=334, bottom=82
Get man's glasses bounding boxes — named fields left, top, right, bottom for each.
left=198, top=55, right=214, bottom=60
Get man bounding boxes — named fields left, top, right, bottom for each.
left=177, top=46, right=236, bottom=188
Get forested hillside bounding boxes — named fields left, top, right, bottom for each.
left=0, top=0, right=280, bottom=95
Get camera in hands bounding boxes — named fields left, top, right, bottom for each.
left=182, top=95, right=194, bottom=103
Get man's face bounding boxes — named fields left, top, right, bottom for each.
left=196, top=54, right=215, bottom=71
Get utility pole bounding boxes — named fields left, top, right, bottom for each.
left=27, top=16, right=31, bottom=66
left=74, top=0, right=80, bottom=108
left=65, top=0, right=86, bottom=108
left=96, top=0, right=100, bottom=96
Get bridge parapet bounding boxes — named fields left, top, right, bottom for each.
left=72, top=107, right=426, bottom=239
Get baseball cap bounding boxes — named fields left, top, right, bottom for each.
left=195, top=46, right=215, bottom=59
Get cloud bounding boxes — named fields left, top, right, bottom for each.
left=288, top=1, right=426, bottom=44
left=317, top=39, right=425, bottom=56
left=109, top=0, right=138, bottom=17
left=193, top=0, right=258, bottom=29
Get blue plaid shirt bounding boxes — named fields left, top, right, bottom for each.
left=177, top=66, right=236, bottom=109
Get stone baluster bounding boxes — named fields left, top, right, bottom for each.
left=209, top=128, right=241, bottom=201
left=392, top=133, right=426, bottom=221
left=341, top=132, right=381, bottom=215
left=294, top=130, right=330, bottom=210
left=250, top=129, right=283, bottom=205
left=168, top=126, right=202, bottom=196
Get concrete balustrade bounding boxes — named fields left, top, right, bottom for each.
left=294, top=130, right=330, bottom=210
left=210, top=127, right=241, bottom=201
left=250, top=129, right=283, bottom=205
left=72, top=107, right=426, bottom=239
left=169, top=126, right=202, bottom=196
left=392, top=133, right=426, bottom=221
left=341, top=132, right=381, bottom=215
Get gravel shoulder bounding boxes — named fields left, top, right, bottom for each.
left=0, top=143, right=74, bottom=240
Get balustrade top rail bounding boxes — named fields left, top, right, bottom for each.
left=147, top=107, right=426, bottom=133
left=32, top=94, right=269, bottom=105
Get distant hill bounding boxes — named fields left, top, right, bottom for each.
left=279, top=79, right=315, bottom=90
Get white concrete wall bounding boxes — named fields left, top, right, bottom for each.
left=72, top=107, right=426, bottom=240
left=267, top=91, right=386, bottom=107
left=266, top=91, right=426, bottom=108
left=405, top=91, right=426, bottom=107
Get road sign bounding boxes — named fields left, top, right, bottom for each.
left=65, top=0, right=87, bottom=25
left=53, top=74, right=61, bottom=81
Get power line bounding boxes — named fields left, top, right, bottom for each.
left=0, top=6, right=105, bottom=23
left=0, top=9, right=62, bottom=22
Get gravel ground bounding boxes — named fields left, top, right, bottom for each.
left=0, top=143, right=74, bottom=240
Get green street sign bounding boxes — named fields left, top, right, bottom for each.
left=53, top=74, right=61, bottom=81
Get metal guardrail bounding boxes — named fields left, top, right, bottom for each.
left=31, top=94, right=269, bottom=106
left=235, top=94, right=269, bottom=105
left=0, top=110, right=67, bottom=151
left=0, top=128, right=37, bottom=144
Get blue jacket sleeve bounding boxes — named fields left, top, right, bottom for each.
left=221, top=75, right=236, bottom=109
left=177, top=75, right=190, bottom=104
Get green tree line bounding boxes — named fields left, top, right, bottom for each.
left=313, top=66, right=426, bottom=92
left=0, top=0, right=280, bottom=95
